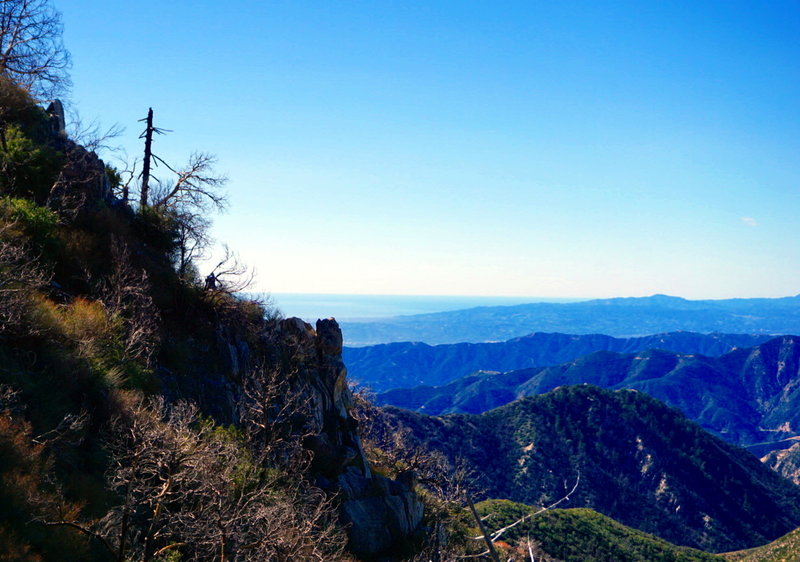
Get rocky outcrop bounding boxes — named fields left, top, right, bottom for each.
left=46, top=137, right=112, bottom=217
left=280, top=317, right=425, bottom=558
left=166, top=315, right=425, bottom=558
left=42, top=99, right=113, bottom=218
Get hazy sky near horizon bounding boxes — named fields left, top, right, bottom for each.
left=61, top=1, right=800, bottom=299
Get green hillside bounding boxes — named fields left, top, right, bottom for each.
left=377, top=385, right=800, bottom=552
left=724, top=527, right=800, bottom=562
left=474, top=501, right=723, bottom=561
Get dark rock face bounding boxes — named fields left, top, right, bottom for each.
left=47, top=138, right=112, bottom=216
left=337, top=465, right=425, bottom=557
left=297, top=318, right=425, bottom=558
left=174, top=315, right=425, bottom=558
left=41, top=99, right=113, bottom=218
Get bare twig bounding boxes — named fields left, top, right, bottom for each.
left=0, top=0, right=72, bottom=99
left=469, top=472, right=581, bottom=544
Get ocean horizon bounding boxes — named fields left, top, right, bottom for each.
left=260, top=293, right=585, bottom=322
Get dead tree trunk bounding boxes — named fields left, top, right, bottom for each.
left=467, top=493, right=501, bottom=562
left=139, top=108, right=154, bottom=207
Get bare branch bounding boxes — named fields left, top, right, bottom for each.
left=467, top=493, right=501, bottom=562
left=39, top=520, right=116, bottom=556
left=99, top=237, right=161, bottom=367
left=66, top=107, right=125, bottom=156
left=469, top=472, right=581, bottom=544
left=152, top=151, right=228, bottom=213
left=205, top=244, right=255, bottom=295
left=0, top=228, right=51, bottom=334
left=0, top=0, right=71, bottom=99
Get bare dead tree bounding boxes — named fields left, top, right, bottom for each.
left=130, top=109, right=228, bottom=280
left=31, top=410, right=87, bottom=447
left=462, top=472, right=581, bottom=562
left=136, top=108, right=172, bottom=208
left=119, top=158, right=137, bottom=204
left=236, top=363, right=348, bottom=561
left=97, top=397, right=200, bottom=561
left=475, top=473, right=580, bottom=545
left=467, top=493, right=501, bottom=562
left=136, top=109, right=226, bottom=213
left=104, top=152, right=138, bottom=204
left=239, top=363, right=313, bottom=467
left=171, top=204, right=211, bottom=280
left=0, top=0, right=71, bottom=99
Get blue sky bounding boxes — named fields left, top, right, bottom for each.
left=61, top=1, right=800, bottom=298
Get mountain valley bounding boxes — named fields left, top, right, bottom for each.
left=375, top=336, right=800, bottom=456
left=374, top=385, right=800, bottom=553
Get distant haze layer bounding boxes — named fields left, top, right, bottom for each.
left=266, top=293, right=582, bottom=322
left=339, top=294, right=800, bottom=345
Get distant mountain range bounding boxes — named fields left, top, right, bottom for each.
left=380, top=385, right=800, bottom=553
left=344, top=331, right=772, bottom=392
left=339, top=294, right=800, bottom=345
left=376, top=335, right=800, bottom=453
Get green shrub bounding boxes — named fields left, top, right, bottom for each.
left=0, top=125, right=64, bottom=203
left=0, top=197, right=62, bottom=260
left=105, top=165, right=122, bottom=192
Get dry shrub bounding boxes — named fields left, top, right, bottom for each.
left=99, top=238, right=161, bottom=369
left=59, top=298, right=110, bottom=344
left=31, top=296, right=113, bottom=356
left=25, top=295, right=144, bottom=389
left=61, top=393, right=348, bottom=561
left=0, top=243, right=50, bottom=336
left=0, top=386, right=90, bottom=560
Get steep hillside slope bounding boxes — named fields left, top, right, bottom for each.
left=377, top=336, right=800, bottom=451
left=377, top=385, right=800, bottom=552
left=340, top=294, right=800, bottom=345
left=345, top=331, right=770, bottom=391
left=0, top=81, right=423, bottom=560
